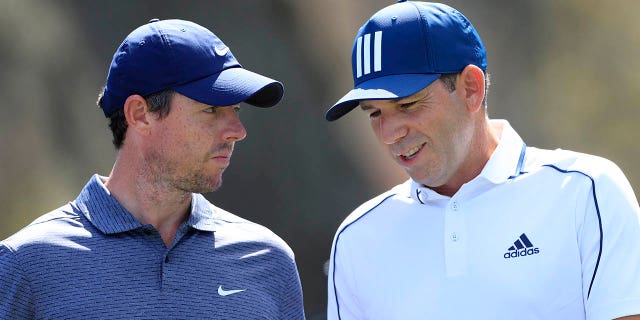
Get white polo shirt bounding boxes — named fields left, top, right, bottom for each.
left=328, top=120, right=640, bottom=320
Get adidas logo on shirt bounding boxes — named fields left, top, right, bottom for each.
left=503, top=233, right=540, bottom=259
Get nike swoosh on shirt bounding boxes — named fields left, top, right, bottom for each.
left=214, top=46, right=230, bottom=56
left=217, top=285, right=246, bottom=296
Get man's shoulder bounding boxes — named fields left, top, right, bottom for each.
left=525, top=147, right=625, bottom=181
left=1, top=203, right=82, bottom=251
left=210, top=204, right=295, bottom=258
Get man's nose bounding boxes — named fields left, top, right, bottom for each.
left=377, top=113, right=407, bottom=145
left=222, top=107, right=247, bottom=142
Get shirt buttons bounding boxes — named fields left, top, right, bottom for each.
left=451, top=201, right=459, bottom=211
left=450, top=233, right=459, bottom=242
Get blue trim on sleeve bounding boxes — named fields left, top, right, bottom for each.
left=332, top=193, right=397, bottom=320
left=542, top=164, right=603, bottom=299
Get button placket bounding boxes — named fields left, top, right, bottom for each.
left=444, top=198, right=467, bottom=277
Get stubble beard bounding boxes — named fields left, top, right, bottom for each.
left=173, top=170, right=223, bottom=194
left=145, top=150, right=224, bottom=195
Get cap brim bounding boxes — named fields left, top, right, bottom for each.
left=173, top=67, right=284, bottom=108
left=325, top=73, right=441, bottom=121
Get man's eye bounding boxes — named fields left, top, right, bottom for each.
left=369, top=110, right=381, bottom=118
left=203, top=107, right=216, bottom=113
left=233, top=106, right=241, bottom=113
left=399, top=102, right=413, bottom=109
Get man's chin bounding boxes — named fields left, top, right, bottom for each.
left=198, top=178, right=223, bottom=194
left=179, top=176, right=223, bottom=194
left=208, top=179, right=223, bottom=193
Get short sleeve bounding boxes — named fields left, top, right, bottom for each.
left=0, top=244, right=34, bottom=319
left=580, top=164, right=640, bottom=319
left=328, top=231, right=364, bottom=320
left=279, top=255, right=306, bottom=320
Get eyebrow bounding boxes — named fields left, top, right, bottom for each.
left=398, top=91, right=427, bottom=104
left=359, top=97, right=403, bottom=110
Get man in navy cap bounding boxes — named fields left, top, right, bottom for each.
left=0, top=19, right=305, bottom=319
left=326, top=1, right=640, bottom=319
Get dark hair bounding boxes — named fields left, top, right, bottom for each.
left=439, top=71, right=490, bottom=107
left=96, top=89, right=175, bottom=149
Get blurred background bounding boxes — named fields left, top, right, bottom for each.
left=1, top=0, right=638, bottom=318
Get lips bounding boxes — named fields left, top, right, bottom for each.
left=210, top=154, right=231, bottom=167
left=210, top=143, right=234, bottom=160
left=395, top=143, right=426, bottom=162
left=210, top=147, right=233, bottom=166
left=212, top=152, right=231, bottom=159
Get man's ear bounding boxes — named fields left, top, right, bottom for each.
left=123, top=94, right=152, bottom=133
left=458, top=64, right=485, bottom=113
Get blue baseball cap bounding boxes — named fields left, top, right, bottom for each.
left=99, top=19, right=284, bottom=117
left=325, top=1, right=486, bottom=121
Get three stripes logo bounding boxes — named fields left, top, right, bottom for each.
left=355, top=31, right=383, bottom=78
left=503, top=233, right=540, bottom=259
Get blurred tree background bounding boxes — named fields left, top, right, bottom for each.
left=1, top=1, right=638, bottom=318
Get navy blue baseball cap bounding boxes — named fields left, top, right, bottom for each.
left=325, top=1, right=487, bottom=121
left=99, top=19, right=284, bottom=117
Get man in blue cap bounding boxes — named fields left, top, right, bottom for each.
left=326, top=1, right=640, bottom=319
left=0, top=19, right=305, bottom=319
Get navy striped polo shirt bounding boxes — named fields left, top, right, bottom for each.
left=0, top=174, right=305, bottom=319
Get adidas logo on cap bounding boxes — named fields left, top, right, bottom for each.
left=503, top=233, right=540, bottom=259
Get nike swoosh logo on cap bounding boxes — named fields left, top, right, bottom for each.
left=217, top=285, right=246, bottom=296
left=214, top=46, right=230, bottom=56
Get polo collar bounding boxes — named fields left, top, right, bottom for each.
left=410, top=120, right=526, bottom=202
left=479, top=120, right=527, bottom=184
left=74, top=174, right=216, bottom=234
left=186, top=193, right=216, bottom=232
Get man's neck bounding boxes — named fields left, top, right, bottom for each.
left=431, top=118, right=500, bottom=197
left=104, top=158, right=192, bottom=247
